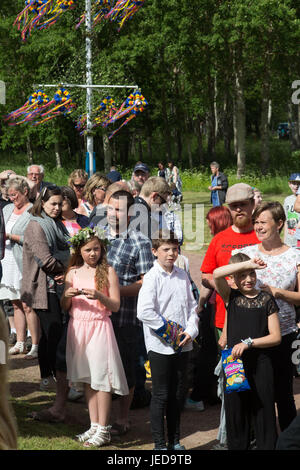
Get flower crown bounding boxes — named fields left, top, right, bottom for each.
left=67, top=226, right=109, bottom=254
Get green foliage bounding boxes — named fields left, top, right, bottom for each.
left=0, top=0, right=299, bottom=170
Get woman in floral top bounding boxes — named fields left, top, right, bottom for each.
left=232, top=201, right=300, bottom=433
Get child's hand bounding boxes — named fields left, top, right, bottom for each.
left=81, top=288, right=99, bottom=300
left=232, top=342, right=248, bottom=359
left=64, top=287, right=80, bottom=298
left=249, top=257, right=267, bottom=270
left=218, top=332, right=227, bottom=350
left=178, top=331, right=192, bottom=348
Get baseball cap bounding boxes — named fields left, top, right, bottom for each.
left=225, top=183, right=254, bottom=204
left=133, top=163, right=150, bottom=174
left=289, top=173, right=300, bottom=182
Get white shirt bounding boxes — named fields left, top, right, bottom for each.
left=137, top=260, right=199, bottom=355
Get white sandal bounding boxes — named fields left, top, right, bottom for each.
left=9, top=341, right=25, bottom=355
left=83, top=425, right=111, bottom=447
left=76, top=424, right=98, bottom=443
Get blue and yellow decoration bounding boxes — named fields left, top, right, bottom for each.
left=4, top=87, right=76, bottom=126
left=102, top=89, right=148, bottom=139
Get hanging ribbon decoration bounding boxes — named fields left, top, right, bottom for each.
left=105, top=0, right=145, bottom=30
left=33, top=87, right=76, bottom=125
left=76, top=0, right=113, bottom=29
left=102, top=90, right=148, bottom=139
left=75, top=96, right=118, bottom=135
left=14, top=0, right=54, bottom=41
left=36, top=0, right=77, bottom=31
left=4, top=88, right=76, bottom=126
left=4, top=89, right=50, bottom=125
left=14, top=0, right=77, bottom=40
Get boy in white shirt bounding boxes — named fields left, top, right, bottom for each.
left=137, top=230, right=199, bottom=451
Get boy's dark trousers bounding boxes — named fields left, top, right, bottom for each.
left=148, top=350, right=189, bottom=449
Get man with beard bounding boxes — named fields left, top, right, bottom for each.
left=200, top=183, right=260, bottom=338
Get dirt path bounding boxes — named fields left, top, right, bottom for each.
left=7, top=250, right=300, bottom=450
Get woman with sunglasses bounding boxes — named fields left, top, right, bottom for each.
left=68, top=169, right=89, bottom=217
left=83, top=173, right=111, bottom=218
left=21, top=186, right=70, bottom=421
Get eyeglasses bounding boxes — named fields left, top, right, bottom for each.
left=73, top=183, right=85, bottom=189
left=28, top=172, right=41, bottom=176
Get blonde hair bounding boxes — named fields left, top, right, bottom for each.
left=84, top=173, right=111, bottom=206
left=140, top=176, right=171, bottom=198
left=68, top=169, right=88, bottom=187
left=0, top=308, right=18, bottom=450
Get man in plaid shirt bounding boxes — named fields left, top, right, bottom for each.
left=104, top=189, right=154, bottom=436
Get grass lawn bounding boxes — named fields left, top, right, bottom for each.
left=181, top=191, right=288, bottom=254
left=8, top=189, right=290, bottom=450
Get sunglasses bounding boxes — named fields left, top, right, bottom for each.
left=94, top=186, right=107, bottom=192
left=73, top=183, right=86, bottom=189
left=157, top=194, right=167, bottom=205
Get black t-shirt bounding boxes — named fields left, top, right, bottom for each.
left=226, top=289, right=278, bottom=351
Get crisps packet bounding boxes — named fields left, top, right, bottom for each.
left=222, top=348, right=251, bottom=393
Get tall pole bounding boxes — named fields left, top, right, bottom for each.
left=85, top=0, right=94, bottom=176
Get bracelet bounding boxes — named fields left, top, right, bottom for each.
left=241, top=337, right=254, bottom=348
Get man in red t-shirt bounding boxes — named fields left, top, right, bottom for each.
left=200, top=183, right=260, bottom=340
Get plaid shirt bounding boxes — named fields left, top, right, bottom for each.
left=105, top=227, right=154, bottom=327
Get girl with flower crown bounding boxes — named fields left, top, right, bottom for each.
left=61, top=227, right=129, bottom=447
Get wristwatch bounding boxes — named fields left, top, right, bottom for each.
left=241, top=337, right=254, bottom=348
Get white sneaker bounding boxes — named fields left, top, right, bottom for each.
left=9, top=341, right=25, bottom=355
left=185, top=398, right=205, bottom=411
left=40, top=376, right=57, bottom=392
left=25, top=345, right=38, bottom=359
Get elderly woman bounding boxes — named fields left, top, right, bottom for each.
left=68, top=169, right=89, bottom=217
left=232, top=201, right=300, bottom=433
left=21, top=186, right=70, bottom=412
left=0, top=176, right=40, bottom=358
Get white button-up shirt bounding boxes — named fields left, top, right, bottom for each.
left=137, top=260, right=199, bottom=355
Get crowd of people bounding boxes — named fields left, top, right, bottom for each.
left=0, top=161, right=300, bottom=451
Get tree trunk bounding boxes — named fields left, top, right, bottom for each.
left=54, top=141, right=62, bottom=169
left=161, top=87, right=172, bottom=161
left=223, top=92, right=232, bottom=157
left=138, top=136, right=143, bottom=161
left=207, top=75, right=216, bottom=159
left=260, top=84, right=270, bottom=174
left=214, top=76, right=219, bottom=140
left=26, top=135, right=33, bottom=164
left=102, top=133, right=111, bottom=173
left=195, top=116, right=204, bottom=165
left=234, top=68, right=246, bottom=178
left=288, top=101, right=298, bottom=151
left=187, top=134, right=193, bottom=169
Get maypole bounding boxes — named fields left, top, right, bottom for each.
left=85, top=0, right=94, bottom=175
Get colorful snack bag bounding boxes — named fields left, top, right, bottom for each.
left=221, top=348, right=251, bottom=393
left=153, top=318, right=184, bottom=353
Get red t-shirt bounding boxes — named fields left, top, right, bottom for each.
left=200, top=226, right=260, bottom=329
